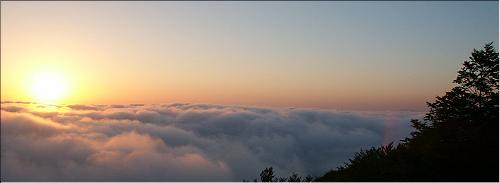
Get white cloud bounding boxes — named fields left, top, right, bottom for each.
left=1, top=102, right=423, bottom=181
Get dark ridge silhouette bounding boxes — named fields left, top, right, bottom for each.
left=255, top=42, right=499, bottom=182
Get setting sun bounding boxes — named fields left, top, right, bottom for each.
left=28, top=71, right=69, bottom=104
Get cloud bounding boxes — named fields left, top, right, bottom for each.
left=1, top=102, right=423, bottom=181
left=67, top=104, right=100, bottom=111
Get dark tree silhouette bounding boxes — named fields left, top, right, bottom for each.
left=276, top=177, right=287, bottom=182
left=256, top=166, right=315, bottom=182
left=254, top=43, right=498, bottom=182
left=304, top=175, right=314, bottom=182
left=260, top=167, right=275, bottom=182
left=315, top=42, right=499, bottom=181
left=287, top=172, right=302, bottom=182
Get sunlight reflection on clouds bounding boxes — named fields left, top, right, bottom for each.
left=1, top=102, right=423, bottom=181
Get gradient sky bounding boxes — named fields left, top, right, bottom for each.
left=1, top=1, right=498, bottom=111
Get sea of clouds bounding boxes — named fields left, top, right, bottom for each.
left=0, top=101, right=423, bottom=181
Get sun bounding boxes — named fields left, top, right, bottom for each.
left=29, top=71, right=69, bottom=104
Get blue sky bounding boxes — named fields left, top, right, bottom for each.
left=1, top=1, right=498, bottom=110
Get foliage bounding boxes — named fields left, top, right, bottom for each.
left=315, top=42, right=499, bottom=181
left=260, top=167, right=275, bottom=182
left=254, top=42, right=498, bottom=182
left=287, top=173, right=302, bottom=182
left=257, top=167, right=313, bottom=182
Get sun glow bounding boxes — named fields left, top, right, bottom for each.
left=29, top=71, right=69, bottom=104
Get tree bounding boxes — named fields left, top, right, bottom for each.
left=316, top=42, right=499, bottom=181
left=276, top=177, right=287, bottom=182
left=406, top=42, right=499, bottom=181
left=259, top=167, right=275, bottom=182
left=287, top=172, right=302, bottom=182
left=256, top=167, right=316, bottom=182
left=304, top=175, right=314, bottom=182
left=455, top=42, right=499, bottom=99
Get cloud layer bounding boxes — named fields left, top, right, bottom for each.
left=1, top=101, right=423, bottom=181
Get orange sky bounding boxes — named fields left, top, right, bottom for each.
left=1, top=1, right=497, bottom=111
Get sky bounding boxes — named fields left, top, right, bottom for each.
left=1, top=2, right=498, bottom=181
left=1, top=1, right=498, bottom=111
